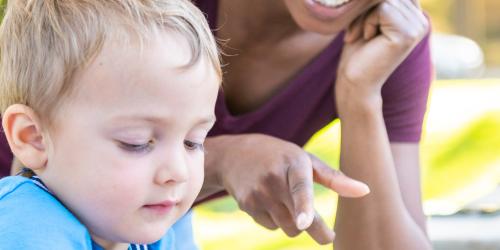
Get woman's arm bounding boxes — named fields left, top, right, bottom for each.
left=334, top=100, right=430, bottom=249
left=333, top=0, right=431, bottom=249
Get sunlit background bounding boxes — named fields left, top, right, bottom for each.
left=194, top=0, right=500, bottom=249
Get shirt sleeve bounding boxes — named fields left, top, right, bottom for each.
left=0, top=177, right=93, bottom=250
left=381, top=31, right=433, bottom=142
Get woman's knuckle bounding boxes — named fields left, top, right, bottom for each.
left=239, top=196, right=257, bottom=212
left=268, top=203, right=284, bottom=215
left=259, top=221, right=278, bottom=230
left=401, top=30, right=418, bottom=42
left=283, top=228, right=301, bottom=237
left=290, top=180, right=307, bottom=196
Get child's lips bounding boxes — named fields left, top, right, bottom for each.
left=143, top=200, right=178, bottom=215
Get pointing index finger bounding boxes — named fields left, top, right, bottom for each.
left=309, top=153, right=370, bottom=197
left=287, top=159, right=315, bottom=230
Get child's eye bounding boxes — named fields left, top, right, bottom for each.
left=118, top=140, right=153, bottom=153
left=184, top=140, right=204, bottom=151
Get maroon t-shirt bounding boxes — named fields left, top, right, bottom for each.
left=0, top=133, right=12, bottom=177
left=0, top=1, right=432, bottom=178
left=201, top=0, right=432, bottom=144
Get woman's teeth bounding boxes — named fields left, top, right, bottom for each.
left=313, top=0, right=352, bottom=8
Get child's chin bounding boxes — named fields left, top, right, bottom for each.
left=130, top=225, right=172, bottom=244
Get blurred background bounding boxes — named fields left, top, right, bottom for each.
left=194, top=0, right=500, bottom=249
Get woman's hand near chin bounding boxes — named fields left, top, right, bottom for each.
left=336, top=0, right=428, bottom=113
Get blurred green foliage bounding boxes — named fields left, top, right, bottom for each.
left=423, top=112, right=500, bottom=199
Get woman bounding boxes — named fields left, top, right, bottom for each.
left=192, top=0, right=432, bottom=249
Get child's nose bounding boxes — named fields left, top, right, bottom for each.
left=154, top=146, right=189, bottom=185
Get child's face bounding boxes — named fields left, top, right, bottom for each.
left=39, top=31, right=219, bottom=245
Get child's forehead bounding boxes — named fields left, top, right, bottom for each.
left=71, top=33, right=184, bottom=84
left=59, top=35, right=218, bottom=115
left=79, top=31, right=195, bottom=82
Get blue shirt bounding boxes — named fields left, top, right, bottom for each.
left=0, top=176, right=175, bottom=249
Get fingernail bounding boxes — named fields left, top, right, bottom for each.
left=348, top=177, right=370, bottom=193
left=296, top=212, right=311, bottom=230
left=359, top=183, right=370, bottom=195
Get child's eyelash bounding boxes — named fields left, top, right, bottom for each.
left=184, top=140, right=204, bottom=151
left=118, top=141, right=153, bottom=153
left=117, top=140, right=204, bottom=153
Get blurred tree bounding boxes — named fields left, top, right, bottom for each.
left=423, top=0, right=500, bottom=66
left=421, top=0, right=455, bottom=33
left=0, top=1, right=4, bottom=19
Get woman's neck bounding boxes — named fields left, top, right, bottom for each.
left=218, top=0, right=304, bottom=45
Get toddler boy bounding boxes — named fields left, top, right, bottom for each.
left=0, top=0, right=220, bottom=249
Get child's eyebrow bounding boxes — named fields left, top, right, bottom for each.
left=109, top=114, right=216, bottom=126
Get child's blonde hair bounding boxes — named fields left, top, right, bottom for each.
left=0, top=0, right=221, bottom=123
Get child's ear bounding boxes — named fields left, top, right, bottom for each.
left=2, top=104, right=48, bottom=170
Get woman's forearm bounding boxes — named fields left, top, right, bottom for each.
left=334, top=96, right=431, bottom=250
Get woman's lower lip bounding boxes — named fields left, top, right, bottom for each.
left=305, top=0, right=356, bottom=21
